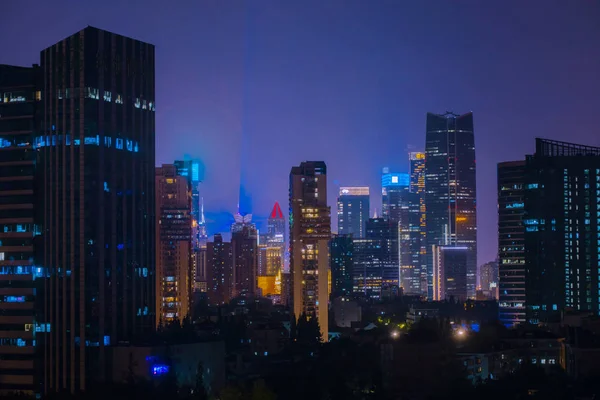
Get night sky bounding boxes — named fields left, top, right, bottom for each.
left=2, top=0, right=600, bottom=265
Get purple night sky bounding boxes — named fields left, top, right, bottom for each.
left=2, top=0, right=600, bottom=265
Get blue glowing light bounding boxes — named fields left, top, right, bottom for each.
left=152, top=364, right=170, bottom=376
left=382, top=172, right=410, bottom=188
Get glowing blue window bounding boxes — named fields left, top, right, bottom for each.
left=126, top=140, right=133, bottom=151
left=552, top=304, right=558, bottom=311
left=4, top=296, right=25, bottom=303
left=506, top=203, right=524, bottom=209
left=104, top=336, right=110, bottom=346
left=526, top=226, right=538, bottom=232
left=117, top=244, right=124, bottom=251
left=104, top=182, right=110, bottom=192
left=116, top=138, right=123, bottom=150
left=527, top=183, right=539, bottom=189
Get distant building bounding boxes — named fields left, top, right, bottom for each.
left=290, top=161, right=331, bottom=339
left=524, top=139, right=600, bottom=324
left=0, top=64, right=41, bottom=396
left=409, top=152, right=427, bottom=294
left=330, top=234, right=354, bottom=298
left=231, top=215, right=258, bottom=299
left=207, top=234, right=233, bottom=305
left=432, top=246, right=468, bottom=302
left=174, top=159, right=202, bottom=248
left=353, top=217, right=399, bottom=299
left=479, top=261, right=499, bottom=300
left=156, top=165, right=193, bottom=325
left=425, top=112, right=477, bottom=299
left=331, top=297, right=362, bottom=328
left=497, top=161, right=526, bottom=327
left=337, top=187, right=370, bottom=238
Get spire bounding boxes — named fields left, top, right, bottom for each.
left=200, top=197, right=206, bottom=224
left=270, top=201, right=284, bottom=219
left=373, top=208, right=378, bottom=218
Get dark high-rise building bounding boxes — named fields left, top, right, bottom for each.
left=353, top=217, right=399, bottom=299
left=425, top=112, right=477, bottom=299
left=0, top=64, right=42, bottom=396
left=479, top=260, right=499, bottom=300
left=231, top=218, right=258, bottom=298
left=524, top=139, right=600, bottom=324
left=290, top=161, right=331, bottom=339
left=497, top=161, right=526, bottom=327
left=381, top=169, right=410, bottom=220
left=37, top=27, right=155, bottom=393
left=410, top=152, right=427, bottom=294
left=329, top=234, right=354, bottom=298
left=155, top=165, right=192, bottom=325
left=337, top=187, right=370, bottom=238
left=432, top=246, right=468, bottom=301
left=206, top=234, right=233, bottom=305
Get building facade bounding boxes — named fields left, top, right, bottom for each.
left=0, top=64, right=42, bottom=396
left=37, top=27, right=155, bottom=392
left=206, top=234, right=233, bottom=305
left=155, top=164, right=192, bottom=325
left=497, top=161, right=526, bottom=326
left=231, top=218, right=258, bottom=299
left=289, top=161, right=331, bottom=339
left=329, top=234, right=354, bottom=298
left=410, top=152, right=427, bottom=294
left=425, top=112, right=477, bottom=299
left=479, top=260, right=499, bottom=300
left=337, top=187, right=370, bottom=238
left=524, top=139, right=600, bottom=324
left=432, top=246, right=468, bottom=301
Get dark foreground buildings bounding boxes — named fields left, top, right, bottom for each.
left=523, top=139, right=600, bottom=324
left=0, top=65, right=42, bottom=396
left=35, top=27, right=156, bottom=393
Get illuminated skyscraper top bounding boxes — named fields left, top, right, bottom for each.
left=425, top=111, right=477, bottom=299
left=337, top=187, right=370, bottom=238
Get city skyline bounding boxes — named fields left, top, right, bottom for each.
left=3, top=1, right=600, bottom=264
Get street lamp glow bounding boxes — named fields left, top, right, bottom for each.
left=390, top=331, right=400, bottom=339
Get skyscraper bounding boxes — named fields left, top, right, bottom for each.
left=0, top=64, right=41, bottom=396
left=497, top=161, right=526, bottom=327
left=337, top=187, right=370, bottom=238
left=432, top=246, right=468, bottom=301
left=329, top=234, right=354, bottom=298
left=289, top=161, right=331, bottom=339
left=37, top=27, right=155, bottom=392
left=231, top=213, right=258, bottom=298
left=425, top=112, right=477, bottom=299
left=381, top=170, right=421, bottom=294
left=206, top=234, right=233, bottom=305
left=155, top=164, right=192, bottom=325
left=524, top=139, right=600, bottom=324
left=479, top=261, right=499, bottom=300
left=410, top=152, right=427, bottom=294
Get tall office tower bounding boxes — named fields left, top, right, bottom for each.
left=353, top=217, right=399, bottom=299
left=174, top=159, right=202, bottom=248
left=206, top=234, right=233, bottom=305
left=381, top=169, right=410, bottom=219
left=524, top=139, right=600, bottom=324
left=198, top=197, right=208, bottom=248
left=432, top=246, right=468, bottom=301
left=268, top=202, right=285, bottom=239
left=36, top=27, right=155, bottom=393
left=231, top=214, right=258, bottom=298
left=257, top=242, right=268, bottom=276
left=264, top=203, right=285, bottom=288
left=410, top=152, right=427, bottom=293
left=425, top=112, right=477, bottom=299
left=337, top=187, right=370, bottom=238
left=479, top=261, right=499, bottom=300
left=381, top=170, right=421, bottom=294
left=155, top=165, right=192, bottom=325
left=289, top=161, right=331, bottom=339
left=329, top=234, right=354, bottom=298
left=0, top=65, right=41, bottom=396
left=497, top=161, right=526, bottom=326
left=194, top=247, right=208, bottom=293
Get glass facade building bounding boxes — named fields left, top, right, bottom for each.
left=432, top=246, right=468, bottom=301
left=37, top=27, right=155, bottom=393
left=497, top=161, right=526, bottom=327
left=0, top=64, right=42, bottom=396
left=410, top=152, right=427, bottom=294
left=337, top=187, right=370, bottom=238
left=524, top=139, right=600, bottom=324
left=425, top=112, right=477, bottom=299
left=329, top=234, right=354, bottom=298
